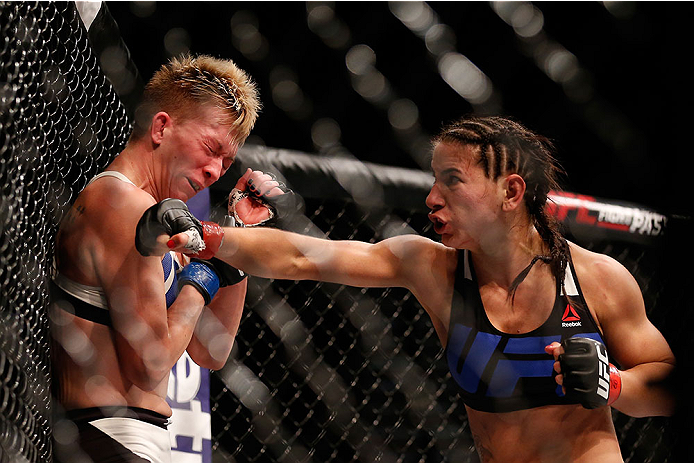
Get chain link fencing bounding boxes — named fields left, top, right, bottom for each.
left=1, top=2, right=130, bottom=461
left=1, top=3, right=689, bottom=462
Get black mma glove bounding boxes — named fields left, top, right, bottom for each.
left=228, top=173, right=298, bottom=228
left=135, top=198, right=224, bottom=259
left=559, top=337, right=622, bottom=409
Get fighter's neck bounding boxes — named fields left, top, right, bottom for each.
left=106, top=146, right=160, bottom=199
left=470, top=226, right=549, bottom=289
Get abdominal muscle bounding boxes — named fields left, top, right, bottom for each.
left=466, top=404, right=623, bottom=463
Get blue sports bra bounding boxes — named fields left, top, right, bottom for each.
left=445, top=249, right=605, bottom=412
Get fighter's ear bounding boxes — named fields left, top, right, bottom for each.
left=502, top=173, right=526, bottom=211
left=150, top=112, right=172, bottom=145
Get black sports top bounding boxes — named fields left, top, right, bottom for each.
left=445, top=249, right=605, bottom=413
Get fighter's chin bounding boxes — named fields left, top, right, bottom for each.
left=176, top=182, right=198, bottom=202
left=439, top=233, right=465, bottom=249
left=173, top=189, right=192, bottom=202
left=440, top=235, right=453, bottom=247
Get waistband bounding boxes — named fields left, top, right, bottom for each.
left=65, top=406, right=170, bottom=430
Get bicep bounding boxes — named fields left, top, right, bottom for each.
left=591, top=261, right=674, bottom=370
left=103, top=251, right=169, bottom=337
left=607, top=312, right=674, bottom=371
left=300, top=235, right=433, bottom=289
left=90, top=197, right=170, bottom=342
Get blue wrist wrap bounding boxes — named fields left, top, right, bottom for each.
left=178, top=261, right=220, bottom=305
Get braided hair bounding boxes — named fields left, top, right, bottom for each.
left=433, top=115, right=569, bottom=300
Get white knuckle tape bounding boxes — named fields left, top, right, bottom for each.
left=228, top=188, right=248, bottom=214
left=183, top=228, right=206, bottom=253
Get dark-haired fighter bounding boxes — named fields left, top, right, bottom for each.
left=139, top=115, right=675, bottom=462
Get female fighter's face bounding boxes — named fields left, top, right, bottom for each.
left=426, top=141, right=506, bottom=250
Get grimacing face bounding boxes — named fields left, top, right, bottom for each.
left=159, top=106, right=239, bottom=202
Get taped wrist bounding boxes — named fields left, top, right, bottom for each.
left=190, top=257, right=247, bottom=287
left=559, top=337, right=618, bottom=409
left=607, top=364, right=622, bottom=406
left=185, top=221, right=224, bottom=260
left=178, top=261, right=220, bottom=305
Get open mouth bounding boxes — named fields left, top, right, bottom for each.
left=428, top=213, right=445, bottom=234
left=188, top=178, right=201, bottom=193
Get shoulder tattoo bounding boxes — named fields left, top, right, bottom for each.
left=63, top=204, right=85, bottom=226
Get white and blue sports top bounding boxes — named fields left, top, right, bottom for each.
left=51, top=171, right=181, bottom=326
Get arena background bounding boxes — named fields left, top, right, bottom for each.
left=1, top=2, right=693, bottom=462
left=106, top=1, right=694, bottom=216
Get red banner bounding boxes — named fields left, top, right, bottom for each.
left=547, top=191, right=667, bottom=244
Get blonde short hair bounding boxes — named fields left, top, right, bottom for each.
left=132, top=54, right=261, bottom=144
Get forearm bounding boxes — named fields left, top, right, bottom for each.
left=187, top=279, right=248, bottom=370
left=215, top=227, right=411, bottom=289
left=166, top=284, right=208, bottom=358
left=159, top=215, right=412, bottom=288
left=613, top=361, right=676, bottom=417
left=122, top=284, right=206, bottom=388
left=216, top=227, right=319, bottom=280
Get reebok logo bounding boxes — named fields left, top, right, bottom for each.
left=562, top=304, right=582, bottom=328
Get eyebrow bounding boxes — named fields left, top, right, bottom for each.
left=203, top=136, right=228, bottom=154
left=435, top=167, right=462, bottom=178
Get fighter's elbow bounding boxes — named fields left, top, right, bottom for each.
left=120, top=348, right=173, bottom=391
left=187, top=334, right=234, bottom=371
left=193, top=355, right=228, bottom=371
left=187, top=348, right=231, bottom=371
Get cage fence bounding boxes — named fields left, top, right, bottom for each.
left=1, top=2, right=690, bottom=463
left=1, top=2, right=132, bottom=462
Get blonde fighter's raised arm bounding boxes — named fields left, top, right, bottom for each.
left=59, top=179, right=209, bottom=394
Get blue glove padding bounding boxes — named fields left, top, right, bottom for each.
left=191, top=257, right=247, bottom=287
left=178, top=261, right=220, bottom=305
